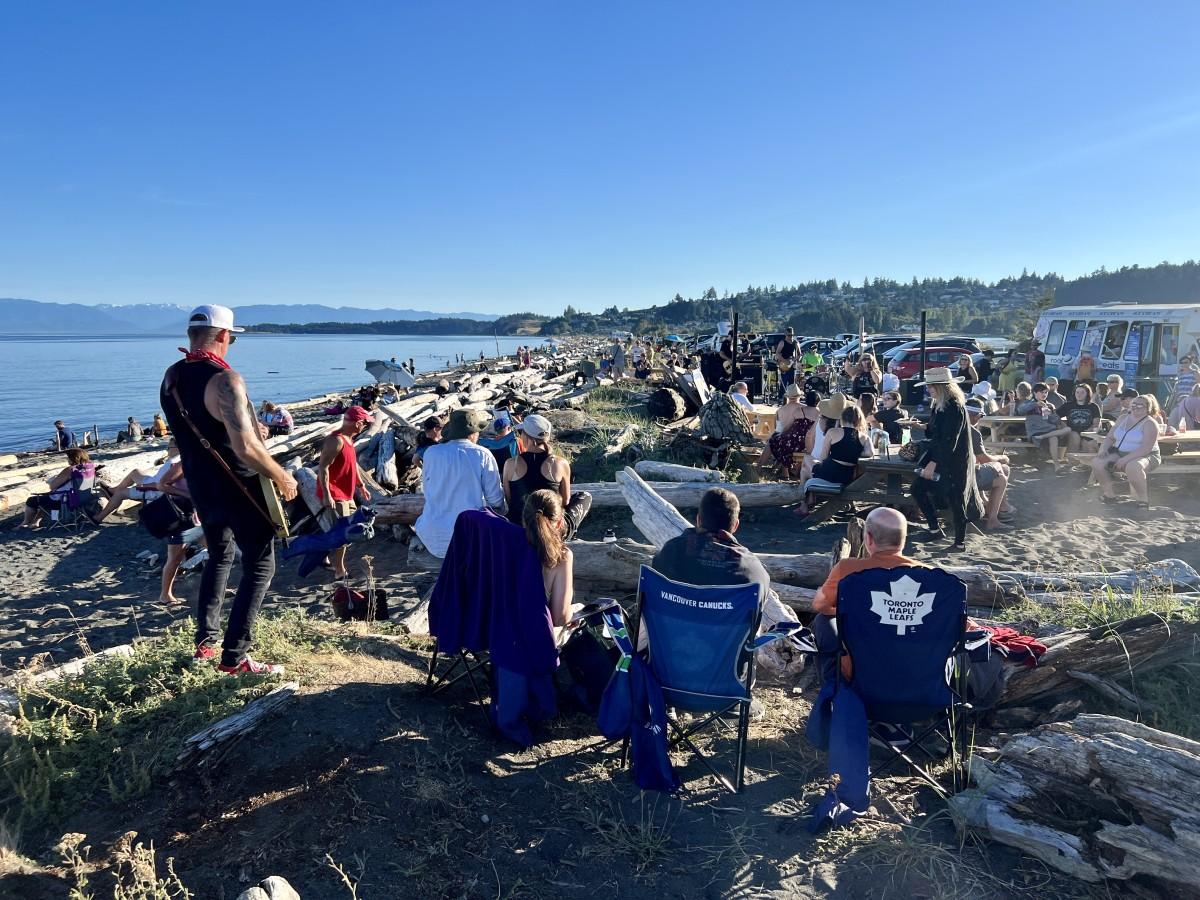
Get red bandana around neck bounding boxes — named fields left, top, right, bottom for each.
left=178, top=348, right=231, bottom=370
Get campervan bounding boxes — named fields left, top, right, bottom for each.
left=1033, top=303, right=1200, bottom=397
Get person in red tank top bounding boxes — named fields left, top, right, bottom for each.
left=317, top=406, right=373, bottom=579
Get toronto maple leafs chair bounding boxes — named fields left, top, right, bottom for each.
left=623, top=565, right=809, bottom=793
left=835, top=565, right=970, bottom=794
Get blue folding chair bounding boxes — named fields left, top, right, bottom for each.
left=626, top=565, right=808, bottom=793
left=835, top=565, right=970, bottom=794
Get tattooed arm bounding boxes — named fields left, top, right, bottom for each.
left=204, top=370, right=298, bottom=500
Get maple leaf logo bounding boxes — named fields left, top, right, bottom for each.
left=869, top=574, right=937, bottom=635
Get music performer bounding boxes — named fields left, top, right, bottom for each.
left=161, top=305, right=299, bottom=675
left=774, top=327, right=799, bottom=401
left=717, top=332, right=737, bottom=391
left=317, top=406, right=374, bottom=580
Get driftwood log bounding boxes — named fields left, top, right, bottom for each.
left=598, top=423, right=640, bottom=462
left=373, top=480, right=811, bottom=524
left=176, top=681, right=299, bottom=768
left=0, top=644, right=135, bottom=712
left=631, top=460, right=723, bottom=483
left=951, top=715, right=1200, bottom=889
left=998, top=612, right=1200, bottom=707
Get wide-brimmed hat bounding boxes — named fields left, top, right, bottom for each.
left=915, top=367, right=965, bottom=387
left=970, top=381, right=996, bottom=401
left=817, top=392, right=849, bottom=419
left=444, top=408, right=490, bottom=440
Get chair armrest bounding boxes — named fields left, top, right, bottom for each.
left=748, top=621, right=816, bottom=653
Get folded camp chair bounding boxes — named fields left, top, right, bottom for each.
left=834, top=565, right=970, bottom=794
left=625, top=565, right=808, bottom=793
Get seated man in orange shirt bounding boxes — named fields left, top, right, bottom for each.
left=811, top=506, right=927, bottom=683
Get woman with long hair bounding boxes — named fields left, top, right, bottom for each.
left=503, top=414, right=592, bottom=539
left=809, top=406, right=874, bottom=485
left=910, top=368, right=983, bottom=551
left=521, top=488, right=574, bottom=627
left=851, top=354, right=882, bottom=398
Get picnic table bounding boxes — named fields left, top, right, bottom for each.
left=799, top=455, right=919, bottom=525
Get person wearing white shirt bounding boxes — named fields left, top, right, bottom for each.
left=414, top=408, right=505, bottom=557
left=728, top=381, right=754, bottom=410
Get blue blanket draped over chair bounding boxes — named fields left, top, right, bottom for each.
left=428, top=508, right=559, bottom=746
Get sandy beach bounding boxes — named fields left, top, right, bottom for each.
left=4, top=453, right=1197, bottom=676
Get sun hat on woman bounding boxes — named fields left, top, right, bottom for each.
left=915, top=366, right=965, bottom=387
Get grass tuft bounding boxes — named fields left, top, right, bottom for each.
left=1, top=611, right=349, bottom=845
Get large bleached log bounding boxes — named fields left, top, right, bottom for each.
left=950, top=715, right=1200, bottom=889
left=616, top=467, right=691, bottom=547
left=375, top=428, right=398, bottom=490
left=998, top=612, right=1200, bottom=707
left=632, top=460, right=724, bottom=483
left=373, top=480, right=811, bottom=524
left=984, top=558, right=1200, bottom=596
left=567, top=538, right=815, bottom=613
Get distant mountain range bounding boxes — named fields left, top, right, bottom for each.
left=0, top=299, right=497, bottom=335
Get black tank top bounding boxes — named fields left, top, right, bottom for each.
left=778, top=340, right=797, bottom=360
left=160, top=359, right=263, bottom=517
left=505, top=450, right=560, bottom=524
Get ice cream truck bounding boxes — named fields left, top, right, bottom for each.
left=1033, top=302, right=1200, bottom=399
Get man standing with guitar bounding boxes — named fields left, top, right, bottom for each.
left=774, top=327, right=799, bottom=401
left=161, top=305, right=299, bottom=675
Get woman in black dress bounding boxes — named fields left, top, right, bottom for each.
left=910, top=367, right=983, bottom=552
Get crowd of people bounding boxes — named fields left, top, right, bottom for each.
left=14, top=308, right=1198, bottom=684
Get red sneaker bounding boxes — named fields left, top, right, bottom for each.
left=192, top=643, right=219, bottom=663
left=217, top=656, right=284, bottom=676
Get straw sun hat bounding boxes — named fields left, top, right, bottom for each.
left=914, top=367, right=965, bottom=387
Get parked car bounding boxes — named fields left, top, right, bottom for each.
left=887, top=346, right=971, bottom=380
left=833, top=334, right=915, bottom=365
left=881, top=336, right=983, bottom=364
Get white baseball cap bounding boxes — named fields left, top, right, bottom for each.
left=519, top=414, right=552, bottom=440
left=188, top=304, right=245, bottom=333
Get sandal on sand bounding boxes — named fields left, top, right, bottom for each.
left=1100, top=494, right=1119, bottom=505
left=948, top=542, right=968, bottom=553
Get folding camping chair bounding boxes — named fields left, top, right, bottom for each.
left=834, top=565, right=971, bottom=795
left=623, top=565, right=809, bottom=793
left=47, top=466, right=101, bottom=532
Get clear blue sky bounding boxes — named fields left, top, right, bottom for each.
left=2, top=2, right=1199, bottom=315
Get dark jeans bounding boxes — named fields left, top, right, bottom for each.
left=778, top=367, right=796, bottom=401
left=912, top=477, right=967, bottom=543
left=812, top=614, right=840, bottom=686
left=564, top=491, right=593, bottom=541
left=195, top=495, right=277, bottom=667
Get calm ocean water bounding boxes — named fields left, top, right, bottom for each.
left=0, top=333, right=533, bottom=453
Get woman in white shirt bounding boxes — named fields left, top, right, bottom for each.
left=1089, top=395, right=1161, bottom=507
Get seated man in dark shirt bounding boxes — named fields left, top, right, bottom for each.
left=651, top=487, right=770, bottom=600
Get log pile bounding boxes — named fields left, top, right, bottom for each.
left=951, top=715, right=1200, bottom=890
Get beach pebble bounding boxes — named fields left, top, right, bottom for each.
left=481, top=813, right=490, bottom=824
left=236, top=876, right=301, bottom=900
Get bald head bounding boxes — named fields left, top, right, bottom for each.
left=865, top=507, right=907, bottom=552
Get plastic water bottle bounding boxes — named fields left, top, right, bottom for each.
left=603, top=528, right=617, bottom=543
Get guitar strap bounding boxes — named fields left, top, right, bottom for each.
left=165, top=364, right=281, bottom=536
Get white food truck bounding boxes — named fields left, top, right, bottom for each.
left=1033, top=302, right=1200, bottom=398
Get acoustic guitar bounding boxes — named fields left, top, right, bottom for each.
left=258, top=474, right=291, bottom=540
